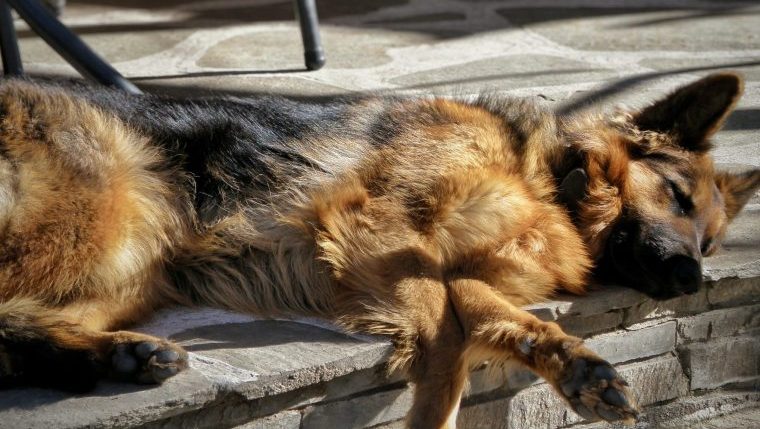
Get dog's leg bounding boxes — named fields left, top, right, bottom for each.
left=337, top=272, right=468, bottom=429
left=396, top=277, right=467, bottom=429
left=305, top=180, right=470, bottom=427
left=448, top=278, right=638, bottom=423
left=0, top=297, right=187, bottom=392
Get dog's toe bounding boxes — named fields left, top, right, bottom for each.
left=111, top=345, right=138, bottom=374
left=109, top=340, right=187, bottom=384
left=134, top=342, right=159, bottom=359
left=602, top=386, right=629, bottom=408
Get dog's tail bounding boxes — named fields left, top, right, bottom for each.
left=0, top=298, right=102, bottom=392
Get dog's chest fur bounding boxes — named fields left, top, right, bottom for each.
left=103, top=94, right=592, bottom=312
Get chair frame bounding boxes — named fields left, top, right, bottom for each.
left=0, top=0, right=325, bottom=94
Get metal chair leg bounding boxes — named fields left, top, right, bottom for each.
left=4, top=0, right=321, bottom=87
left=293, top=0, right=325, bottom=71
left=7, top=0, right=140, bottom=94
left=0, top=0, right=23, bottom=76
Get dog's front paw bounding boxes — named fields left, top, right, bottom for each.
left=558, top=356, right=638, bottom=423
left=110, top=340, right=188, bottom=384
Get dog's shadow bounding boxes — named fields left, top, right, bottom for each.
left=0, top=319, right=378, bottom=414
left=170, top=319, right=371, bottom=352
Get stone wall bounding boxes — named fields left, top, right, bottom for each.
left=137, top=279, right=759, bottom=429
left=454, top=278, right=760, bottom=429
left=1, top=283, right=757, bottom=429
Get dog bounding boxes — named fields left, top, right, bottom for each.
left=0, top=73, right=758, bottom=428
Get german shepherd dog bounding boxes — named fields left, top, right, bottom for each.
left=0, top=73, right=758, bottom=428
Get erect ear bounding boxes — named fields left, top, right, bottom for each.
left=715, top=169, right=760, bottom=221
left=634, top=73, right=743, bottom=152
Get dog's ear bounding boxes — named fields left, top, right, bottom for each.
left=715, top=169, right=760, bottom=221
left=633, top=73, right=743, bottom=152
left=558, top=168, right=588, bottom=213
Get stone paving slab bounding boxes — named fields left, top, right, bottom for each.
left=496, top=5, right=760, bottom=52
left=0, top=372, right=218, bottom=429
left=0, top=312, right=393, bottom=429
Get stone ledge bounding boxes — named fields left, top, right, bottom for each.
left=0, top=197, right=757, bottom=429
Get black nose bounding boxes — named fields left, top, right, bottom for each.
left=667, top=256, right=702, bottom=294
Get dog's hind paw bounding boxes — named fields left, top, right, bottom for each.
left=109, top=340, right=188, bottom=384
left=558, top=357, right=638, bottom=423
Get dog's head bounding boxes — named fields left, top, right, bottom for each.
left=561, top=73, right=760, bottom=299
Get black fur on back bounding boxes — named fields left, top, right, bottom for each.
left=47, top=82, right=394, bottom=224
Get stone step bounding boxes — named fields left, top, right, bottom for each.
left=696, top=407, right=760, bottom=429
left=566, top=390, right=760, bottom=429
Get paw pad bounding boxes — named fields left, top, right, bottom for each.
left=110, top=340, right=187, bottom=384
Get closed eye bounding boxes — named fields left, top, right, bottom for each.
left=668, top=180, right=694, bottom=216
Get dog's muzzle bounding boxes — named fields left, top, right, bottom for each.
left=599, top=221, right=703, bottom=299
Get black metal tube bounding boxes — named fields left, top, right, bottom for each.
left=0, top=0, right=23, bottom=75
left=7, top=0, right=141, bottom=93
left=293, top=0, right=325, bottom=71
